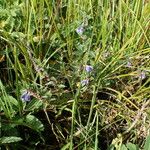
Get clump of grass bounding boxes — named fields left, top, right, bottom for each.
left=0, top=0, right=150, bottom=149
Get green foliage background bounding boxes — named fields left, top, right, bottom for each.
left=0, top=0, right=150, bottom=149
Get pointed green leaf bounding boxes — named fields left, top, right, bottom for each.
left=0, top=136, right=22, bottom=144
left=61, top=142, right=70, bottom=150
left=24, top=114, right=44, bottom=132
left=13, top=114, right=44, bottom=132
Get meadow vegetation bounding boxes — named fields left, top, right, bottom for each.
left=0, top=0, right=150, bottom=149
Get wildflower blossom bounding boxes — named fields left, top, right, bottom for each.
left=81, top=79, right=89, bottom=86
left=76, top=25, right=84, bottom=35
left=126, top=61, right=132, bottom=68
left=21, top=91, right=31, bottom=102
left=85, top=65, right=93, bottom=73
left=139, top=71, right=146, bottom=80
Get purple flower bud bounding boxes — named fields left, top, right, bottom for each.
left=85, top=65, right=93, bottom=73
left=21, top=91, right=31, bottom=102
left=76, top=26, right=84, bottom=35
left=81, top=79, right=89, bottom=86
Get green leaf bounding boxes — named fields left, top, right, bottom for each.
left=13, top=114, right=44, bottom=132
left=23, top=114, right=44, bottom=132
left=107, top=144, right=115, bottom=150
left=11, top=32, right=26, bottom=39
left=26, top=100, right=43, bottom=112
left=121, top=144, right=128, bottom=150
left=144, top=135, right=150, bottom=150
left=0, top=136, right=22, bottom=144
left=60, top=142, right=70, bottom=150
left=8, top=96, right=19, bottom=107
left=126, top=142, right=137, bottom=150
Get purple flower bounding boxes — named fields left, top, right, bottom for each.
left=76, top=25, right=84, bottom=35
left=85, top=65, right=93, bottom=73
left=139, top=71, right=146, bottom=80
left=81, top=79, right=89, bottom=86
left=21, top=91, right=31, bottom=102
left=126, top=61, right=132, bottom=68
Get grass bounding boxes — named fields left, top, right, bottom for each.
left=0, top=0, right=150, bottom=149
